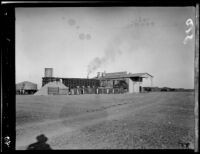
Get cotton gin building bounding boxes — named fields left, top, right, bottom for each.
left=96, top=71, right=153, bottom=93
left=40, top=68, right=100, bottom=95
left=40, top=68, right=153, bottom=95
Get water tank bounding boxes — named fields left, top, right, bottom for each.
left=45, top=68, right=53, bottom=77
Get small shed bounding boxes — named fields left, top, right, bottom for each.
left=34, top=81, right=69, bottom=95
left=16, top=81, right=37, bottom=95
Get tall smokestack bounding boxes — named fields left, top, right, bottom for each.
left=97, top=72, right=101, bottom=78
left=87, top=72, right=89, bottom=79
left=102, top=70, right=106, bottom=77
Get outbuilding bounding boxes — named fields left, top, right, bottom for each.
left=97, top=72, right=153, bottom=93
left=34, top=81, right=69, bottom=95
left=16, top=81, right=37, bottom=95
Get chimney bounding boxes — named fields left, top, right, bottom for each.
left=87, top=73, right=89, bottom=79
left=102, top=70, right=106, bottom=77
left=97, top=72, right=101, bottom=78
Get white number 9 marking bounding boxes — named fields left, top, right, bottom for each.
left=183, top=18, right=194, bottom=44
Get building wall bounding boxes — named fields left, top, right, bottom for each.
left=62, top=78, right=100, bottom=89
left=133, top=81, right=141, bottom=92
left=42, top=77, right=60, bottom=86
left=42, top=76, right=149, bottom=94
left=128, top=78, right=143, bottom=93
left=142, top=77, right=153, bottom=87
left=128, top=78, right=134, bottom=93
left=42, top=77, right=100, bottom=89
left=99, top=77, right=142, bottom=93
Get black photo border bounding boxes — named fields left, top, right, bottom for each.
left=0, top=0, right=199, bottom=152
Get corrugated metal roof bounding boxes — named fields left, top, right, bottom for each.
left=16, top=81, right=37, bottom=85
left=100, top=72, right=153, bottom=79
left=16, top=81, right=37, bottom=90
left=34, top=81, right=68, bottom=95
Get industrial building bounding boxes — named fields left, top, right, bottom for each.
left=36, top=68, right=153, bottom=95
left=16, top=81, right=37, bottom=95
left=96, top=71, right=153, bottom=93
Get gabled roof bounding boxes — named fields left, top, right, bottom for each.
left=34, top=81, right=68, bottom=95
left=16, top=81, right=37, bottom=85
left=128, top=73, right=153, bottom=78
left=100, top=72, right=153, bottom=79
left=16, top=81, right=37, bottom=90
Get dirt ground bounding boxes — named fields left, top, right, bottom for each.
left=16, top=92, right=194, bottom=150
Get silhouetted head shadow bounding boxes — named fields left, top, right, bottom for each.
left=26, top=134, right=52, bottom=150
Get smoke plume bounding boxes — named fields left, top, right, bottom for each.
left=86, top=21, right=147, bottom=77
left=87, top=38, right=122, bottom=77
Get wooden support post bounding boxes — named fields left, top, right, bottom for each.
left=150, top=77, right=153, bottom=87
left=82, top=86, right=84, bottom=94
left=88, top=86, right=90, bottom=94
left=77, top=86, right=79, bottom=95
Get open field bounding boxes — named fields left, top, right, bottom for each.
left=16, top=92, right=194, bottom=150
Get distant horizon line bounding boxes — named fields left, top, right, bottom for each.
left=15, top=80, right=194, bottom=90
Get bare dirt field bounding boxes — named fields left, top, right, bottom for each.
left=16, top=92, right=194, bottom=150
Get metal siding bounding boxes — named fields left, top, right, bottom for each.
left=59, top=88, right=68, bottom=95
left=48, top=87, right=59, bottom=95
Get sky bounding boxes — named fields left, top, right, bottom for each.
left=16, top=7, right=195, bottom=89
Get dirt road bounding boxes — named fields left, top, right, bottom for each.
left=16, top=92, right=194, bottom=149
